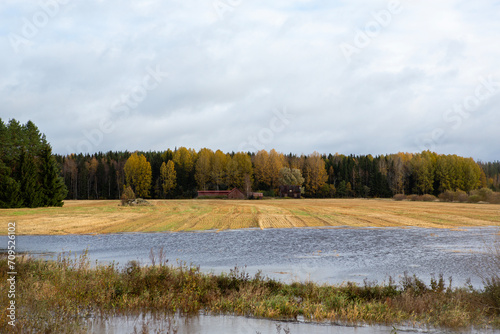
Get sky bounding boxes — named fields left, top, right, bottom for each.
left=1, top=0, right=499, bottom=161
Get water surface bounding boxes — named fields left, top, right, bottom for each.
left=5, top=227, right=497, bottom=287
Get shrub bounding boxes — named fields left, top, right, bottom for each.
left=393, top=194, right=406, bottom=201
left=422, top=194, right=437, bottom=202
left=474, top=187, right=494, bottom=202
left=407, top=194, right=418, bottom=201
left=438, top=190, right=454, bottom=202
left=121, top=186, right=136, bottom=206
left=454, top=190, right=468, bottom=203
left=489, top=192, right=500, bottom=204
left=468, top=195, right=481, bottom=203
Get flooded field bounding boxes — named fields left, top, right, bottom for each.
left=86, top=312, right=500, bottom=334
left=2, top=226, right=499, bottom=333
left=6, top=226, right=498, bottom=288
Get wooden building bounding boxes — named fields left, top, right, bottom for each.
left=197, top=188, right=245, bottom=199
left=227, top=188, right=246, bottom=199
left=279, top=185, right=301, bottom=198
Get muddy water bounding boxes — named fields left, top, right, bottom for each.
left=8, top=227, right=498, bottom=287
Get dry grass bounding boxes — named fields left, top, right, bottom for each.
left=1, top=254, right=498, bottom=333
left=0, top=199, right=499, bottom=235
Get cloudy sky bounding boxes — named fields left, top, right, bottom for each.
left=1, top=0, right=499, bottom=161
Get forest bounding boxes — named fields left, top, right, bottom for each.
left=54, top=148, right=500, bottom=201
left=0, top=119, right=67, bottom=208
left=1, top=118, right=499, bottom=207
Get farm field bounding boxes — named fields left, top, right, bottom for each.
left=1, top=198, right=499, bottom=235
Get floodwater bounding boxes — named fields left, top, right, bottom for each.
left=7, top=227, right=498, bottom=287
left=3, top=227, right=499, bottom=334
left=85, top=312, right=499, bottom=334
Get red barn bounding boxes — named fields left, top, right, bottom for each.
left=227, top=188, right=246, bottom=199
left=197, top=190, right=231, bottom=198
left=197, top=188, right=246, bottom=199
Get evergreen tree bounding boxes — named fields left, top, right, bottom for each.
left=19, top=150, right=43, bottom=208
left=40, top=145, right=67, bottom=207
left=0, top=160, right=22, bottom=208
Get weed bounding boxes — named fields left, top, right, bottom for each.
left=0, top=252, right=499, bottom=333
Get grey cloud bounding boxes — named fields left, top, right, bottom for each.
left=0, top=0, right=499, bottom=160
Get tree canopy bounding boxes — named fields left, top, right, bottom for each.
left=0, top=118, right=67, bottom=208
left=50, top=148, right=499, bottom=201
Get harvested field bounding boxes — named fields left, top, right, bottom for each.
left=0, top=199, right=499, bottom=235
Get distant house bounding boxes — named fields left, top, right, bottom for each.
left=197, top=190, right=231, bottom=198
left=227, top=188, right=246, bottom=199
left=279, top=185, right=301, bottom=198
left=197, top=188, right=246, bottom=199
left=248, top=192, right=264, bottom=199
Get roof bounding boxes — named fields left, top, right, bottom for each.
left=228, top=188, right=244, bottom=195
left=197, top=190, right=231, bottom=195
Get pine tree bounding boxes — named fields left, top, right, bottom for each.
left=40, top=145, right=67, bottom=207
left=0, top=161, right=22, bottom=208
left=19, top=150, right=43, bottom=208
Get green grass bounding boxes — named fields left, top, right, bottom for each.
left=1, top=252, right=499, bottom=333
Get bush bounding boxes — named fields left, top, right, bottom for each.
left=393, top=194, right=406, bottom=201
left=438, top=190, right=454, bottom=202
left=489, top=192, right=500, bottom=204
left=469, top=187, right=500, bottom=203
left=468, top=194, right=481, bottom=203
left=454, top=190, right=469, bottom=203
left=475, top=188, right=494, bottom=202
left=422, top=194, right=437, bottom=202
left=121, top=186, right=136, bottom=206
left=407, top=194, right=419, bottom=201
left=439, top=190, right=470, bottom=203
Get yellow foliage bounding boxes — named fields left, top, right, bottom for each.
left=124, top=152, right=152, bottom=198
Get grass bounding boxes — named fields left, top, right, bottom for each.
left=0, top=199, right=499, bottom=235
left=0, top=251, right=498, bottom=333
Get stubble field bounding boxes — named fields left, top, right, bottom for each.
left=1, top=198, right=499, bottom=235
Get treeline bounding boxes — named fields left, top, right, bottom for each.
left=54, top=148, right=500, bottom=200
left=2, top=119, right=498, bottom=205
left=0, top=119, right=67, bottom=208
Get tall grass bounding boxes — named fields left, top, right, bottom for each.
left=478, top=232, right=500, bottom=315
left=0, top=250, right=499, bottom=333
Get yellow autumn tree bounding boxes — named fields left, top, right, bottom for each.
left=304, top=151, right=328, bottom=196
left=211, top=150, right=227, bottom=190
left=268, top=149, right=285, bottom=189
left=253, top=149, right=285, bottom=190
left=195, top=148, right=213, bottom=190
left=253, top=150, right=270, bottom=188
left=160, top=160, right=176, bottom=198
left=173, top=147, right=196, bottom=188
left=226, top=152, right=253, bottom=190
left=124, top=152, right=152, bottom=198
